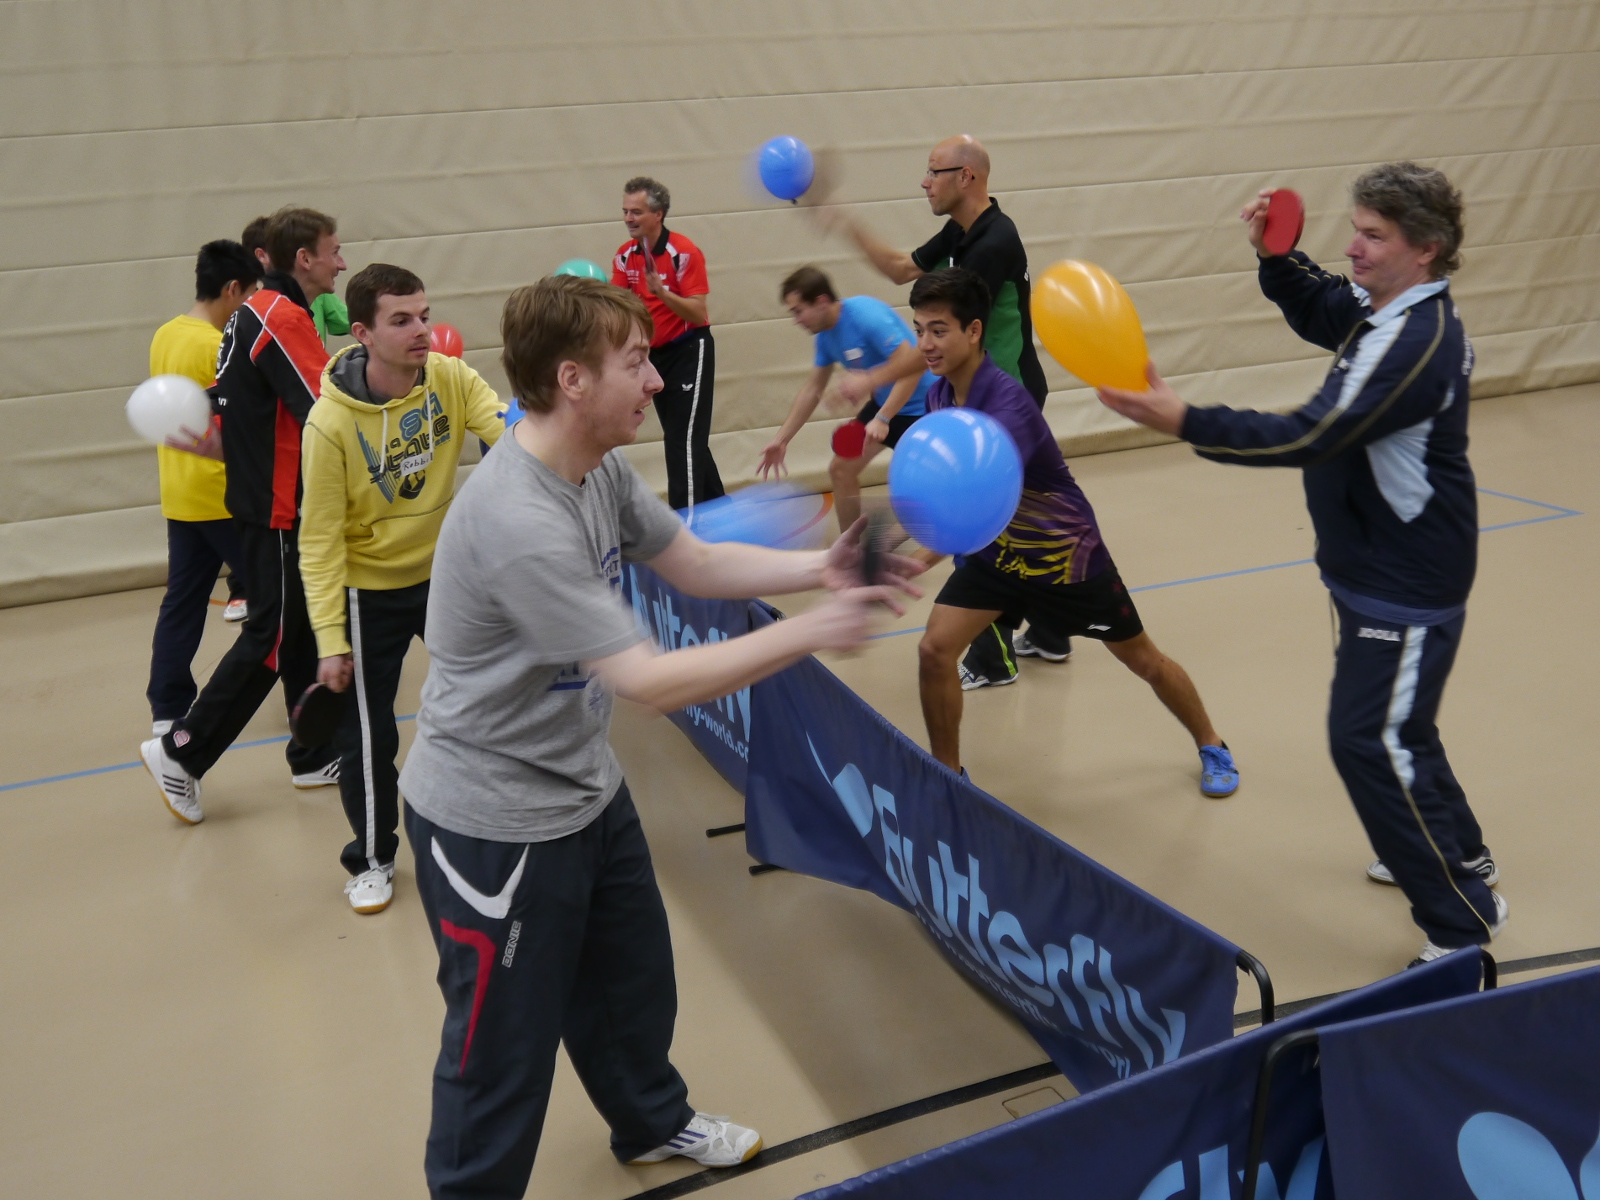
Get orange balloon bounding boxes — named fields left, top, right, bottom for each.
left=1031, top=260, right=1149, bottom=391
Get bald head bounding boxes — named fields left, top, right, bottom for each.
left=923, top=135, right=992, bottom=223
left=931, top=135, right=990, bottom=181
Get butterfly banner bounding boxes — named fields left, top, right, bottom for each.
left=799, top=951, right=1485, bottom=1200
left=1319, top=964, right=1600, bottom=1200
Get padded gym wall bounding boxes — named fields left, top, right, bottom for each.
left=2, top=0, right=1597, bottom=605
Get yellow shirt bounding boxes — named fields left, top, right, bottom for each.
left=149, top=314, right=229, bottom=523
left=300, top=349, right=506, bottom=657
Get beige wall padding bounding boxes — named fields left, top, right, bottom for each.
left=3, top=1, right=1598, bottom=604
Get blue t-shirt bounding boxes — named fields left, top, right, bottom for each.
left=813, top=295, right=932, bottom=417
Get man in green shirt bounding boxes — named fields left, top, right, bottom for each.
left=821, top=134, right=1048, bottom=406
left=819, top=134, right=1067, bottom=674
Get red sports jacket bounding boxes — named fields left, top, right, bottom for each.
left=213, top=271, right=329, bottom=529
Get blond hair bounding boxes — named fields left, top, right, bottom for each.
left=501, top=276, right=653, bottom=413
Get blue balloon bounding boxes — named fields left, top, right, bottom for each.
left=684, top=483, right=819, bottom=547
left=888, top=409, right=1023, bottom=555
left=758, top=136, right=815, bottom=202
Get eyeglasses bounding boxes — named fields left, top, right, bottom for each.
left=923, top=166, right=964, bottom=179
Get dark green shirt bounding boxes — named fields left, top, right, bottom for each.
left=912, top=198, right=1048, bottom=407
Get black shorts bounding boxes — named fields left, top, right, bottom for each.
left=936, top=558, right=1144, bottom=643
left=855, top=401, right=920, bottom=450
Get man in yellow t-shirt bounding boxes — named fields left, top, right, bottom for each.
left=146, top=240, right=263, bottom=736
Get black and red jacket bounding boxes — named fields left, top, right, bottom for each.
left=213, top=271, right=328, bottom=529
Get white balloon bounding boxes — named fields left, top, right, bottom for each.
left=126, top=374, right=212, bottom=446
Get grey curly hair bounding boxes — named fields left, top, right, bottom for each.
left=623, top=176, right=670, bottom=216
left=1351, top=161, right=1465, bottom=278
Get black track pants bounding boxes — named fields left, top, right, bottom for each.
left=650, top=327, right=724, bottom=511
left=164, top=521, right=331, bottom=778
left=337, top=580, right=428, bottom=874
left=406, top=787, right=694, bottom=1199
left=147, top=518, right=249, bottom=722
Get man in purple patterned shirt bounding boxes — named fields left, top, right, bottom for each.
left=909, top=270, right=1239, bottom=796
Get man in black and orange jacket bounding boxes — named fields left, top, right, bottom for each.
left=142, top=207, right=348, bottom=823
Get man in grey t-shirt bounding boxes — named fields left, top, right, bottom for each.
left=401, top=276, right=920, bottom=1199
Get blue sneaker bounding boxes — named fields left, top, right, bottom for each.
left=1199, top=743, right=1238, bottom=798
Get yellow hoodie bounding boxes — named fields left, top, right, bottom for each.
left=301, top=346, right=505, bottom=657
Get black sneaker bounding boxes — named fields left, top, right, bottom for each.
left=960, top=623, right=1018, bottom=690
left=1015, top=626, right=1072, bottom=662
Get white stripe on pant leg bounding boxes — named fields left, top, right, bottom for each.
left=349, top=587, right=380, bottom=870
left=1380, top=624, right=1490, bottom=937
left=684, top=336, right=705, bottom=521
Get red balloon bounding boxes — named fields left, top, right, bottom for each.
left=430, top=323, right=464, bottom=358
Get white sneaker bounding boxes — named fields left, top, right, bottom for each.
left=223, top=598, right=248, bottom=623
left=1409, top=891, right=1509, bottom=967
left=628, top=1113, right=763, bottom=1167
left=344, top=864, right=395, bottom=914
left=141, top=737, right=202, bottom=824
left=152, top=719, right=174, bottom=737
left=292, top=760, right=340, bottom=789
left=1369, top=852, right=1499, bottom=888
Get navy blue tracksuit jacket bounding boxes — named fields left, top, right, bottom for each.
left=1181, top=252, right=1498, bottom=950
left=1184, top=251, right=1477, bottom=620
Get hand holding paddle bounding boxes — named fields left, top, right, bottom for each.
left=1243, top=188, right=1305, bottom=258
left=820, top=515, right=925, bottom=602
left=290, top=681, right=348, bottom=749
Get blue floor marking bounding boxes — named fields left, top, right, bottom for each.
left=865, top=486, right=1581, bottom=641
left=2, top=489, right=1581, bottom=794
left=1, top=714, right=416, bottom=794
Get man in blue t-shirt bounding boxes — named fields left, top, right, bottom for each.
left=758, top=266, right=932, bottom=533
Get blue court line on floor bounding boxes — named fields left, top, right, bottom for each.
left=2, top=489, right=1580, bottom=795
left=865, top=486, right=1581, bottom=641
left=0, top=714, right=416, bottom=795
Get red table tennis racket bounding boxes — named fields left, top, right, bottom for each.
left=290, top=682, right=347, bottom=749
left=831, top=421, right=866, bottom=458
left=1262, top=188, right=1306, bottom=257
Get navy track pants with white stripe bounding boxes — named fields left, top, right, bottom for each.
left=1328, top=597, right=1497, bottom=948
left=336, top=580, right=428, bottom=874
left=405, top=789, right=693, bottom=1199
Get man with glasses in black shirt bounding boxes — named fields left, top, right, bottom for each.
left=818, top=134, right=1067, bottom=679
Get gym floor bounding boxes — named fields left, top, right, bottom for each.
left=2, top=382, right=1595, bottom=1199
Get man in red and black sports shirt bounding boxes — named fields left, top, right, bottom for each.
left=612, top=177, right=725, bottom=510
left=141, top=206, right=348, bottom=823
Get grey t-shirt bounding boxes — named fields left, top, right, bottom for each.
left=399, top=433, right=682, bottom=842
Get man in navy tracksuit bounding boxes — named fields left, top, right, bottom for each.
left=1098, top=162, right=1506, bottom=967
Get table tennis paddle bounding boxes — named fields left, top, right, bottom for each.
left=858, top=506, right=891, bottom=590
left=290, top=682, right=346, bottom=749
left=831, top=421, right=866, bottom=459
left=1262, top=188, right=1306, bottom=257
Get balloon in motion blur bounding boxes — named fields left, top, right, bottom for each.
left=430, top=322, right=464, bottom=358
left=757, top=136, right=816, bottom=202
left=126, top=374, right=211, bottom=446
left=686, top=483, right=827, bottom=549
left=1032, top=259, right=1149, bottom=391
left=554, top=258, right=608, bottom=280
left=888, top=408, right=1023, bottom=555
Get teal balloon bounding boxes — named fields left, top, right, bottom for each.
left=554, top=258, right=607, bottom=280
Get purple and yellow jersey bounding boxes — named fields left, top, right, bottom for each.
left=925, top=356, right=1111, bottom=585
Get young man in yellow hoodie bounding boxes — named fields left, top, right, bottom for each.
left=300, top=264, right=505, bottom=913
